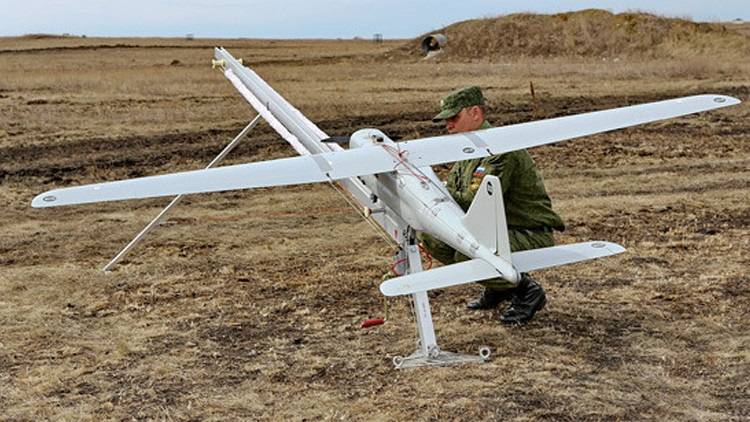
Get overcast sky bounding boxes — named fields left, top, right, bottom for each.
left=2, top=0, right=748, bottom=38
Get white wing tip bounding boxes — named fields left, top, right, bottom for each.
left=589, top=241, right=626, bottom=255
left=379, top=281, right=400, bottom=297
left=704, top=94, right=741, bottom=106
left=32, top=191, right=59, bottom=208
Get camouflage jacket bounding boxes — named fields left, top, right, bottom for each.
left=446, top=121, right=565, bottom=231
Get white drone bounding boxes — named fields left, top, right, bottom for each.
left=33, top=48, right=740, bottom=368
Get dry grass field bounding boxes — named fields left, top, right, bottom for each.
left=1, top=12, right=749, bottom=421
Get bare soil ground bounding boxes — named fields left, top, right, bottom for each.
left=0, top=33, right=748, bottom=421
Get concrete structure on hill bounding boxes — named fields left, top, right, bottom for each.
left=420, top=33, right=447, bottom=58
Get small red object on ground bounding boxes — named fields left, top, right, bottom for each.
left=361, top=318, right=386, bottom=328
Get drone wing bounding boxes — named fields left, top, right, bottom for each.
left=31, top=147, right=398, bottom=207
left=393, top=94, right=740, bottom=164
left=33, top=94, right=739, bottom=208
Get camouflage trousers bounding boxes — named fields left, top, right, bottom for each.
left=418, top=229, right=555, bottom=291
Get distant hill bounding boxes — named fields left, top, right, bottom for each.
left=394, top=9, right=750, bottom=60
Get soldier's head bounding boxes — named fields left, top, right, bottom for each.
left=433, top=86, right=486, bottom=134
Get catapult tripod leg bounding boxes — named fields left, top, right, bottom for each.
left=392, top=229, right=491, bottom=369
left=102, top=115, right=263, bottom=272
left=405, top=243, right=438, bottom=356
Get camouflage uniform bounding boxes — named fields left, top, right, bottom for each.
left=421, top=87, right=564, bottom=291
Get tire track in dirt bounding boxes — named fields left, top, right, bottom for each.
left=550, top=158, right=750, bottom=180
left=0, top=127, right=281, bottom=183
left=0, top=110, right=437, bottom=184
left=490, top=86, right=750, bottom=124
left=567, top=204, right=750, bottom=244
left=17, top=95, right=236, bottom=107
left=0, top=44, right=290, bottom=55
left=4, top=127, right=745, bottom=193
left=3, top=91, right=746, bottom=186
left=0, top=45, right=374, bottom=68
left=552, top=174, right=750, bottom=200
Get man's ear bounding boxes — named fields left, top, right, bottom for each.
left=470, top=105, right=485, bottom=122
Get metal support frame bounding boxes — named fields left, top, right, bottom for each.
left=102, top=115, right=263, bottom=272
left=391, top=228, right=491, bottom=369
left=99, top=109, right=488, bottom=368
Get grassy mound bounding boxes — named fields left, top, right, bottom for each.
left=395, top=9, right=750, bottom=60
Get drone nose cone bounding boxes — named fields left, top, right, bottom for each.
left=349, top=128, right=391, bottom=149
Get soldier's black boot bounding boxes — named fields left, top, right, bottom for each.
left=466, top=288, right=514, bottom=310
left=499, top=274, right=546, bottom=325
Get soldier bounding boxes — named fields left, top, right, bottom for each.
left=422, top=86, right=565, bottom=324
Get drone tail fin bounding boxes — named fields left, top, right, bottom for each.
left=462, top=175, right=512, bottom=262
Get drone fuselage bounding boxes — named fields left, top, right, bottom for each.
left=350, top=128, right=520, bottom=283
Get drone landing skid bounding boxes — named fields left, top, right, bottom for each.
left=392, top=230, right=491, bottom=369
